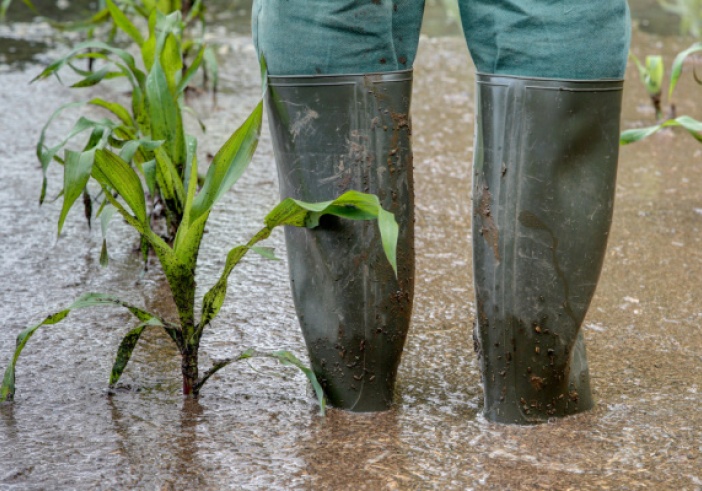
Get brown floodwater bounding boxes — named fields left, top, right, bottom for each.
left=1, top=14, right=701, bottom=491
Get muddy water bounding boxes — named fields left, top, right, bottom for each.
left=1, top=17, right=701, bottom=491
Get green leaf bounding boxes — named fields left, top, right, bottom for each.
left=267, top=350, right=326, bottom=416
left=644, top=55, right=663, bottom=96
left=620, top=124, right=664, bottom=145
left=31, top=41, right=145, bottom=89
left=1, top=293, right=170, bottom=402
left=142, top=159, right=157, bottom=196
left=106, top=0, right=144, bottom=46
left=620, top=116, right=702, bottom=145
left=190, top=100, right=263, bottom=222
left=250, top=246, right=280, bottom=261
left=265, top=190, right=399, bottom=275
left=154, top=146, right=185, bottom=210
left=92, top=149, right=147, bottom=225
left=89, top=98, right=135, bottom=128
left=146, top=59, right=185, bottom=171
left=160, top=30, right=183, bottom=95
left=58, top=149, right=96, bottom=237
left=99, top=203, right=116, bottom=267
left=71, top=66, right=125, bottom=88
left=197, top=190, right=399, bottom=335
left=118, top=138, right=163, bottom=164
left=670, top=42, right=702, bottom=99
left=177, top=45, right=205, bottom=93
left=36, top=102, right=88, bottom=202
left=45, top=8, right=110, bottom=32
left=109, top=317, right=165, bottom=385
left=173, top=137, right=199, bottom=253
left=668, top=115, right=702, bottom=142
left=1, top=310, right=69, bottom=402
left=193, top=348, right=326, bottom=415
left=198, top=244, right=252, bottom=331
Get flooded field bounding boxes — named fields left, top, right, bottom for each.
left=1, top=5, right=701, bottom=490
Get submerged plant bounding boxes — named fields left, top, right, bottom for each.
left=1, top=7, right=400, bottom=413
left=621, top=42, right=702, bottom=145
left=0, top=82, right=399, bottom=413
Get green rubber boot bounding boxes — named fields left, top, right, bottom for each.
left=266, top=70, right=415, bottom=411
left=471, top=74, right=624, bottom=424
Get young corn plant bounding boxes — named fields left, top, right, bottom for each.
left=630, top=53, right=665, bottom=120
left=622, top=42, right=702, bottom=145
left=0, top=74, right=400, bottom=414
left=35, top=7, right=214, bottom=243
left=2, top=7, right=400, bottom=414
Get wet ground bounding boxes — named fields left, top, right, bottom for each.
left=1, top=5, right=701, bottom=491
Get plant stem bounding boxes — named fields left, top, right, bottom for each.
left=181, top=346, right=199, bottom=396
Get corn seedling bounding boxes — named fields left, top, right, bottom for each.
left=35, top=8, right=213, bottom=244
left=630, top=53, right=665, bottom=119
left=622, top=42, right=702, bottom=145
left=1, top=12, right=401, bottom=415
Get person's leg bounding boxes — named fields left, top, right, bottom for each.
left=460, top=0, right=630, bottom=79
left=252, top=0, right=424, bottom=75
left=460, top=0, right=631, bottom=424
left=252, top=1, right=425, bottom=411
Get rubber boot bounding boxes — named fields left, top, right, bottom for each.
left=266, top=70, right=415, bottom=411
left=471, top=74, right=624, bottom=424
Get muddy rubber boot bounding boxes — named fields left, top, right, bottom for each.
left=471, top=74, right=624, bottom=424
left=266, top=70, right=415, bottom=412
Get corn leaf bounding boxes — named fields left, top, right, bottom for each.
left=160, top=31, right=183, bottom=95
left=621, top=116, right=702, bottom=145
left=670, top=42, right=702, bottom=98
left=198, top=244, right=253, bottom=332
left=99, top=203, right=117, bottom=267
left=109, top=317, right=166, bottom=385
left=190, top=100, right=263, bottom=222
left=32, top=41, right=145, bottom=89
left=71, top=67, right=125, bottom=88
left=89, top=98, right=135, bottom=128
left=265, top=350, right=326, bottom=416
left=58, top=149, right=96, bottom=237
left=177, top=45, right=204, bottom=93
left=265, top=190, right=399, bottom=275
left=92, top=149, right=147, bottom=225
left=146, top=59, right=185, bottom=171
left=0, top=293, right=170, bottom=402
left=193, top=348, right=326, bottom=414
left=106, top=0, right=144, bottom=46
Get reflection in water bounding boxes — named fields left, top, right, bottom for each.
left=108, top=396, right=213, bottom=489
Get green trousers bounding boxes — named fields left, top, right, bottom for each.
left=252, top=0, right=631, bottom=79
